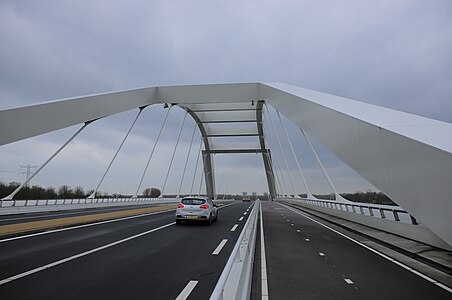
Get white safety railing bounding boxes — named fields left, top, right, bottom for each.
left=279, top=197, right=418, bottom=225
left=210, top=200, right=260, bottom=300
left=0, top=197, right=179, bottom=208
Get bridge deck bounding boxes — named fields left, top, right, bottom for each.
left=0, top=201, right=451, bottom=299
left=251, top=201, right=451, bottom=299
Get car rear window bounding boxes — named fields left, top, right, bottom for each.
left=181, top=198, right=206, bottom=205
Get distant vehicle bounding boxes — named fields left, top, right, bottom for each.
left=242, top=196, right=251, bottom=202
left=175, top=196, right=218, bottom=225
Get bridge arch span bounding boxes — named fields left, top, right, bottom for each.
left=1, top=82, right=451, bottom=247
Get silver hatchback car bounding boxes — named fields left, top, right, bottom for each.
left=175, top=196, right=218, bottom=225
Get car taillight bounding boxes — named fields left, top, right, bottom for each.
left=177, top=204, right=184, bottom=208
left=199, top=204, right=209, bottom=209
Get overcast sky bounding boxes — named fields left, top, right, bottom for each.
left=1, top=0, right=451, bottom=197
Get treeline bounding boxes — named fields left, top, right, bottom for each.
left=1, top=182, right=396, bottom=205
left=302, top=191, right=396, bottom=205
left=341, top=191, right=396, bottom=206
left=0, top=182, right=161, bottom=200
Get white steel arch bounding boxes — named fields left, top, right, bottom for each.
left=1, top=82, right=451, bottom=247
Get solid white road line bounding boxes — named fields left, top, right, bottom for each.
left=212, top=239, right=228, bottom=255
left=278, top=202, right=452, bottom=294
left=260, top=201, right=269, bottom=300
left=239, top=217, right=244, bottom=221
left=230, top=224, right=238, bottom=232
left=0, top=222, right=175, bottom=286
left=175, top=280, right=198, bottom=300
left=217, top=202, right=238, bottom=210
left=0, top=209, right=175, bottom=243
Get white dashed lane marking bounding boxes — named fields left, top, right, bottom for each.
left=212, top=239, right=228, bottom=255
left=175, top=280, right=198, bottom=300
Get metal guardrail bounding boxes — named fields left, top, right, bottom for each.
left=281, top=197, right=418, bottom=225
left=210, top=200, right=260, bottom=300
left=0, top=197, right=178, bottom=208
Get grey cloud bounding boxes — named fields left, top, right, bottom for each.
left=1, top=0, right=451, bottom=195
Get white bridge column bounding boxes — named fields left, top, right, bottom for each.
left=202, top=150, right=215, bottom=199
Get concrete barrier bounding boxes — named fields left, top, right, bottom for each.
left=0, top=198, right=179, bottom=215
left=210, top=200, right=259, bottom=300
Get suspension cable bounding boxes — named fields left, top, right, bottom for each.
left=263, top=110, right=290, bottom=196
left=222, top=179, right=229, bottom=200
left=264, top=134, right=282, bottom=196
left=265, top=104, right=297, bottom=197
left=198, top=164, right=205, bottom=196
left=300, top=128, right=346, bottom=201
left=89, top=107, right=146, bottom=199
left=161, top=111, right=189, bottom=196
left=277, top=111, right=313, bottom=198
left=177, top=123, right=197, bottom=198
left=134, top=105, right=172, bottom=198
left=1, top=121, right=94, bottom=202
left=262, top=108, right=284, bottom=197
left=190, top=137, right=202, bottom=196
left=190, top=137, right=203, bottom=196
left=215, top=170, right=225, bottom=200
left=263, top=116, right=287, bottom=197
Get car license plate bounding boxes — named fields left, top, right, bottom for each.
left=186, top=215, right=197, bottom=219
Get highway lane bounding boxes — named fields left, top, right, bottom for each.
left=0, top=201, right=254, bottom=299
left=259, top=201, right=452, bottom=299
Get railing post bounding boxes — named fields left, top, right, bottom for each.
left=379, top=208, right=386, bottom=219
left=393, top=210, right=400, bottom=221
left=410, top=215, right=418, bottom=225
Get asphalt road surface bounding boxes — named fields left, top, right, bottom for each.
left=253, top=201, right=451, bottom=299
left=0, top=201, right=253, bottom=299
left=1, top=200, right=451, bottom=299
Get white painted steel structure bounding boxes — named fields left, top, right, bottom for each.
left=1, top=82, right=451, bottom=248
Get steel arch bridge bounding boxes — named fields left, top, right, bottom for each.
left=1, top=82, right=451, bottom=249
